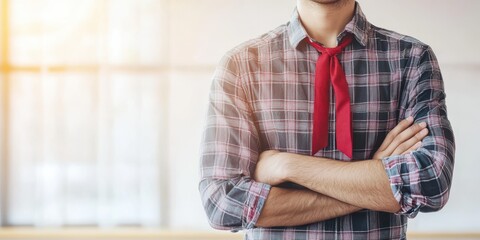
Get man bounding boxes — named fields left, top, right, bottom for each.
left=199, top=0, right=455, bottom=239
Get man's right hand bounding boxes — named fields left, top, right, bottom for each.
left=373, top=116, right=429, bottom=160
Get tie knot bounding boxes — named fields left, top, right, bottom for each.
left=307, top=34, right=353, bottom=57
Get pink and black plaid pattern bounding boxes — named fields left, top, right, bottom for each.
left=199, top=3, right=454, bottom=239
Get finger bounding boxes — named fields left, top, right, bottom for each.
left=392, top=128, right=428, bottom=155
left=401, top=141, right=422, bottom=155
left=382, top=121, right=427, bottom=156
left=377, top=116, right=414, bottom=151
left=384, top=122, right=427, bottom=155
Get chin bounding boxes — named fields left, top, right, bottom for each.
left=311, top=0, right=346, bottom=4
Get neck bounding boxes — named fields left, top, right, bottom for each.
left=297, top=0, right=355, bottom=47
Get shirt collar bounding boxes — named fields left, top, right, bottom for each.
left=287, top=1, right=371, bottom=48
left=286, top=8, right=309, bottom=49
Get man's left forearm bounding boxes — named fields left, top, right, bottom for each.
left=253, top=120, right=428, bottom=213
left=280, top=152, right=400, bottom=213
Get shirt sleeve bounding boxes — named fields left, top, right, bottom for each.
left=381, top=46, right=455, bottom=218
left=198, top=52, right=271, bottom=230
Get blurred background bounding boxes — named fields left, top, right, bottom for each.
left=0, top=0, right=479, bottom=239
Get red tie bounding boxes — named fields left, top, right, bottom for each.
left=307, top=34, right=353, bottom=158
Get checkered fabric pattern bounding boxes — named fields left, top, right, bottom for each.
left=199, top=2, right=455, bottom=239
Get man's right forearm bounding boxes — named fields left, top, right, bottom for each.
left=256, top=186, right=361, bottom=227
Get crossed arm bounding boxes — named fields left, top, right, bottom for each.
left=255, top=117, right=428, bottom=227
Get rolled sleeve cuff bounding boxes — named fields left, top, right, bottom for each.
left=242, top=181, right=271, bottom=229
left=381, top=154, right=421, bottom=218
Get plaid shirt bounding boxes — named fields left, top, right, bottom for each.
left=199, top=3, right=455, bottom=239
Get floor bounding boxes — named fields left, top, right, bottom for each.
left=0, top=228, right=478, bottom=240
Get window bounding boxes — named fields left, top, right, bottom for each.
left=0, top=0, right=169, bottom=227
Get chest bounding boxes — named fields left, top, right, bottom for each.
left=244, top=54, right=406, bottom=159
